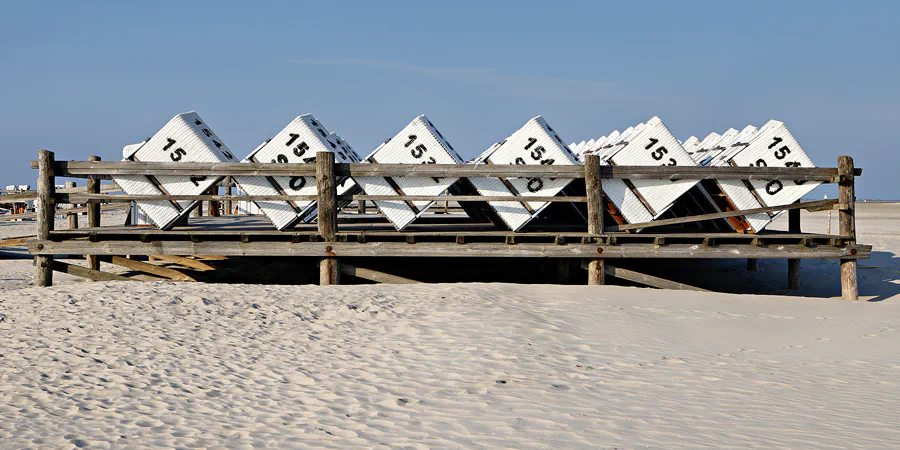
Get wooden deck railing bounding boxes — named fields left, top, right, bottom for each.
left=28, top=150, right=863, bottom=299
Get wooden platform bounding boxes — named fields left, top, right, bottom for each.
left=26, top=151, right=868, bottom=299
left=30, top=213, right=869, bottom=261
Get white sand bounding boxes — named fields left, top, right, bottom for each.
left=0, top=204, right=898, bottom=448
left=1, top=284, right=899, bottom=448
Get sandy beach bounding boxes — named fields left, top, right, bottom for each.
left=1, top=204, right=898, bottom=448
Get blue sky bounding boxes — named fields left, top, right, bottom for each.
left=1, top=1, right=897, bottom=198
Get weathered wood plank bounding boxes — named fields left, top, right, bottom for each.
left=340, top=264, right=419, bottom=284
left=35, top=150, right=55, bottom=287
left=52, top=260, right=133, bottom=282
left=61, top=193, right=586, bottom=203
left=584, top=155, right=605, bottom=285
left=36, top=160, right=850, bottom=181
left=317, top=151, right=339, bottom=285
left=47, top=222, right=848, bottom=240
left=838, top=156, right=858, bottom=300
left=224, top=176, right=233, bottom=215
left=0, top=236, right=34, bottom=247
left=28, top=240, right=872, bottom=259
left=612, top=199, right=837, bottom=231
left=580, top=263, right=709, bottom=292
left=99, top=256, right=195, bottom=281
left=149, top=255, right=216, bottom=271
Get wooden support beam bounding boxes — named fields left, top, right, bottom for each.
left=37, top=160, right=852, bottom=181
left=65, top=181, right=78, bottom=229
left=747, top=258, right=759, bottom=272
left=557, top=259, right=571, bottom=284
left=340, top=264, right=419, bottom=284
left=838, top=156, right=858, bottom=300
left=578, top=261, right=708, bottom=291
left=35, top=150, right=55, bottom=287
left=584, top=155, right=605, bottom=285
left=29, top=240, right=873, bottom=259
left=149, top=255, right=216, bottom=271
left=87, top=156, right=101, bottom=271
left=99, top=256, right=195, bottom=281
left=788, top=204, right=801, bottom=290
left=316, top=151, right=339, bottom=285
left=605, top=265, right=708, bottom=292
left=611, top=199, right=836, bottom=231
left=52, top=260, right=133, bottom=282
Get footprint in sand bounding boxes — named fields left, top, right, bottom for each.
left=661, top=356, right=686, bottom=364
left=816, top=337, right=833, bottom=342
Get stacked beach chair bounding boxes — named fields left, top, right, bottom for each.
left=465, top=116, right=582, bottom=231
left=354, top=115, right=464, bottom=230
left=116, top=112, right=820, bottom=235
left=116, top=111, right=236, bottom=230
left=234, top=115, right=361, bottom=230
left=573, top=116, right=700, bottom=228
left=682, top=120, right=819, bottom=232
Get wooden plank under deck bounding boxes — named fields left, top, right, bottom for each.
left=47, top=215, right=849, bottom=241
left=29, top=239, right=871, bottom=260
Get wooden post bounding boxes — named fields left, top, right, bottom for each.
left=787, top=203, right=801, bottom=290
left=224, top=176, right=233, bottom=215
left=316, top=151, right=339, bottom=285
left=358, top=199, right=366, bottom=214
left=557, top=259, right=571, bottom=284
left=87, top=156, right=101, bottom=271
left=838, top=156, right=858, bottom=300
left=208, top=186, right=220, bottom=217
left=35, top=150, right=55, bottom=287
left=584, top=154, right=605, bottom=285
left=747, top=258, right=758, bottom=272
left=65, top=181, right=78, bottom=229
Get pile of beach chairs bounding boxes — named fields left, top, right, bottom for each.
left=117, top=112, right=820, bottom=233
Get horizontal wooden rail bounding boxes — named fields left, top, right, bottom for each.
left=28, top=239, right=871, bottom=259
left=613, top=199, right=839, bottom=231
left=31, top=160, right=858, bottom=182
left=60, top=193, right=587, bottom=204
